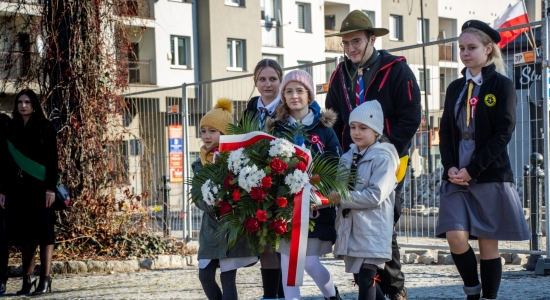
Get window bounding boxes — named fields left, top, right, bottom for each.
left=170, top=36, right=189, bottom=68
left=417, top=18, right=429, bottom=43
left=261, top=0, right=279, bottom=23
left=325, top=57, right=337, bottom=82
left=362, top=10, right=375, bottom=25
left=419, top=68, right=431, bottom=94
left=389, top=15, right=403, bottom=41
left=298, top=60, right=312, bottom=76
left=296, top=3, right=311, bottom=32
left=227, top=39, right=245, bottom=71
left=262, top=53, right=283, bottom=66
left=225, top=0, right=245, bottom=6
left=325, top=15, right=335, bottom=30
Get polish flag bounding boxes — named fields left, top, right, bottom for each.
left=492, top=1, right=530, bottom=48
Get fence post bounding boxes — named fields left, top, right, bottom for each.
left=162, top=175, right=171, bottom=237
left=525, top=153, right=543, bottom=271
left=410, top=168, right=417, bottom=207
left=523, top=165, right=530, bottom=208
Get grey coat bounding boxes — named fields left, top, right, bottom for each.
left=191, top=158, right=255, bottom=260
left=334, top=142, right=398, bottom=260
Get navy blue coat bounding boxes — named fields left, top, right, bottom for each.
left=267, top=102, right=341, bottom=243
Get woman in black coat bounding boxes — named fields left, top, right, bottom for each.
left=0, top=112, right=11, bottom=294
left=0, top=89, right=59, bottom=295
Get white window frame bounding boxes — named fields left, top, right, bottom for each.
left=261, top=0, right=280, bottom=24
left=170, top=35, right=189, bottom=68
left=417, top=18, right=429, bottom=43
left=362, top=10, right=375, bottom=26
left=227, top=38, right=245, bottom=71
left=296, top=2, right=311, bottom=33
left=389, top=15, right=403, bottom=41
left=262, top=53, right=283, bottom=66
left=225, top=0, right=243, bottom=7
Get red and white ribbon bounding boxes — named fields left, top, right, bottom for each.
left=219, top=131, right=315, bottom=286
left=310, top=134, right=325, bottom=153
left=469, top=96, right=478, bottom=118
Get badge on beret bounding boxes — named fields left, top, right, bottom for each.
left=484, top=94, right=496, bottom=107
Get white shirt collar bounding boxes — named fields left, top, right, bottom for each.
left=286, top=109, right=315, bottom=126
left=256, top=95, right=281, bottom=116
left=465, top=69, right=483, bottom=85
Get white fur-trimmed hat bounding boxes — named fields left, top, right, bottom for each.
left=349, top=100, right=384, bottom=136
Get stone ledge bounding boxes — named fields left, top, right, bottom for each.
left=7, top=254, right=197, bottom=277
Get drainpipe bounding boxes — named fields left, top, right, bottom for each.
left=192, top=0, right=200, bottom=81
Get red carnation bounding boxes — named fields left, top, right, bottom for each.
left=261, top=176, right=273, bottom=188
left=276, top=197, right=288, bottom=208
left=244, top=217, right=261, bottom=233
left=294, top=161, right=307, bottom=172
left=250, top=187, right=267, bottom=202
left=218, top=201, right=232, bottom=216
left=270, top=158, right=288, bottom=174
left=224, top=173, right=235, bottom=189
left=269, top=219, right=288, bottom=235
left=256, top=209, right=268, bottom=222
left=232, top=189, right=241, bottom=201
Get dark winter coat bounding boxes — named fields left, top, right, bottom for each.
left=0, top=113, right=10, bottom=248
left=0, top=114, right=58, bottom=245
left=440, top=64, right=516, bottom=183
left=267, top=102, right=342, bottom=243
left=191, top=158, right=256, bottom=260
left=325, top=50, right=422, bottom=156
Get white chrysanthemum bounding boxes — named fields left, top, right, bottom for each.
left=201, top=179, right=218, bottom=206
left=285, top=169, right=309, bottom=194
left=269, top=139, right=295, bottom=158
left=228, top=148, right=250, bottom=173
left=237, top=165, right=266, bottom=192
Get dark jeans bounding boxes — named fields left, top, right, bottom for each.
left=376, top=175, right=406, bottom=295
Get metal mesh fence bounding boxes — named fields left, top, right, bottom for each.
left=123, top=21, right=547, bottom=255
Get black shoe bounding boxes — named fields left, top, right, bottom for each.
left=388, top=287, right=408, bottom=300
left=324, top=286, right=342, bottom=300
left=0, top=282, right=6, bottom=294
left=467, top=295, right=481, bottom=300
left=31, top=276, right=52, bottom=296
left=16, top=274, right=36, bottom=295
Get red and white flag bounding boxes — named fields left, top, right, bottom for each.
left=492, top=0, right=530, bottom=48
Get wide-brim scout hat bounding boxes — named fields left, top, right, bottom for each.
left=325, top=10, right=389, bottom=37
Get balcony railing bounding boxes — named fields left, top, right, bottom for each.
left=325, top=30, right=343, bottom=53
left=261, top=22, right=280, bottom=47
left=127, top=60, right=153, bottom=85
left=439, top=43, right=456, bottom=62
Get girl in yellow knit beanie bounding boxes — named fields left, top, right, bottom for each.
left=192, top=98, right=259, bottom=299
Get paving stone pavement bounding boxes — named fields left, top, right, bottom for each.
left=1, top=258, right=549, bottom=300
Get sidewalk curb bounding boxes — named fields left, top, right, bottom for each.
left=7, top=254, right=199, bottom=277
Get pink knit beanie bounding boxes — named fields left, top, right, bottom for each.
left=279, top=70, right=315, bottom=103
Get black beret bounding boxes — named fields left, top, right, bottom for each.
left=461, top=20, right=501, bottom=43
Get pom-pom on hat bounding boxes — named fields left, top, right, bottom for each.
left=349, top=100, right=384, bottom=136
left=279, top=69, right=315, bottom=103
left=200, top=98, right=234, bottom=135
left=461, top=20, right=501, bottom=43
